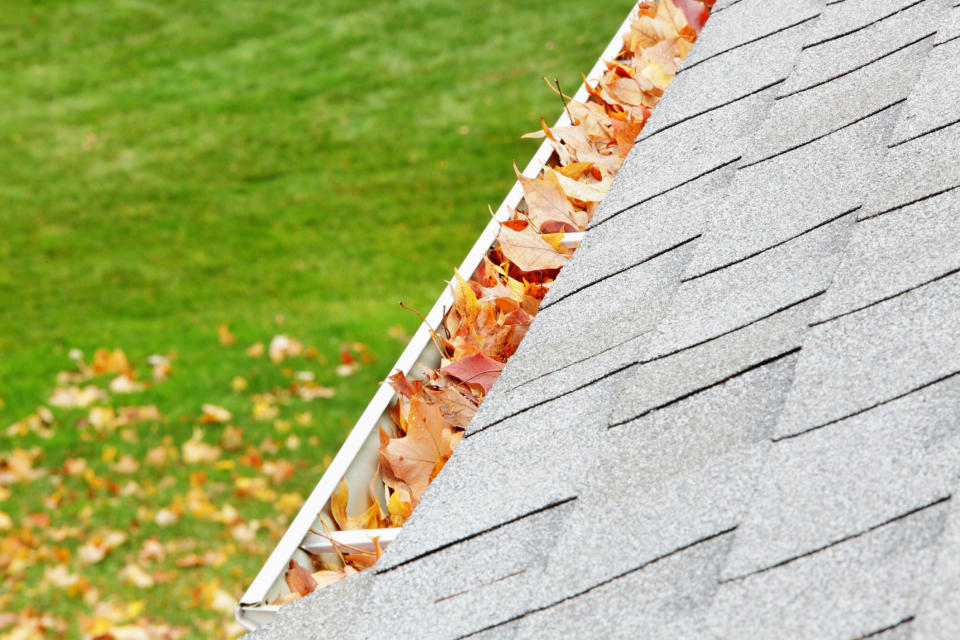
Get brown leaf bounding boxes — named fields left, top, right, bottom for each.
left=514, top=163, right=586, bottom=229
left=387, top=370, right=422, bottom=398
left=440, top=352, right=505, bottom=394
left=285, top=560, right=317, bottom=597
left=497, top=225, right=568, bottom=273
left=378, top=398, right=454, bottom=501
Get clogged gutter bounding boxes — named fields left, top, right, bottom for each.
left=275, top=0, right=713, bottom=605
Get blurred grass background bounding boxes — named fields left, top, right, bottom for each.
left=0, top=0, right=628, bottom=636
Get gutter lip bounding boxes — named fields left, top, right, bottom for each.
left=236, top=4, right=639, bottom=630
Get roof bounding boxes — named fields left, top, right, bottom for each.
left=247, top=0, right=960, bottom=637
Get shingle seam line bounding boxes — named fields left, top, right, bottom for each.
left=454, top=526, right=739, bottom=640
left=859, top=616, right=917, bottom=639
left=887, top=116, right=960, bottom=148
left=936, top=33, right=960, bottom=47
left=591, top=156, right=740, bottom=229
left=859, top=183, right=960, bottom=221
left=635, top=77, right=786, bottom=144
left=467, top=360, right=639, bottom=436
left=638, top=289, right=827, bottom=365
left=608, top=346, right=801, bottom=428
left=801, top=0, right=928, bottom=50
left=772, top=368, right=960, bottom=442
left=681, top=207, right=859, bottom=283
left=739, top=97, right=906, bottom=170
left=712, top=0, right=744, bottom=14
left=373, top=496, right=577, bottom=574
left=434, top=570, right=527, bottom=604
left=512, top=329, right=652, bottom=392
left=776, top=31, right=936, bottom=100
left=808, top=265, right=960, bottom=328
left=539, top=234, right=701, bottom=312
left=720, top=495, right=951, bottom=583
left=678, top=13, right=822, bottom=74
left=516, top=288, right=825, bottom=393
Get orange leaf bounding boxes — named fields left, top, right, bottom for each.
left=285, top=560, right=317, bottom=597
left=378, top=398, right=454, bottom=501
left=387, top=370, right=421, bottom=398
left=330, top=479, right=349, bottom=530
left=513, top=163, right=586, bottom=229
left=440, top=352, right=505, bottom=394
left=497, top=225, right=568, bottom=273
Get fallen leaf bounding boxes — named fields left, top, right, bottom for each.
left=497, top=225, right=569, bottom=272
left=284, top=560, right=317, bottom=597
left=440, top=352, right=505, bottom=394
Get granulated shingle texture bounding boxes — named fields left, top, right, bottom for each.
left=246, top=0, right=960, bottom=637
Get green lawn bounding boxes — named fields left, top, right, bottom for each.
left=0, top=0, right=628, bottom=636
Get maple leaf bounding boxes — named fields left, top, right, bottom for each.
left=379, top=398, right=454, bottom=501
left=440, top=352, right=505, bottom=394
left=513, top=163, right=587, bottom=230
left=422, top=383, right=479, bottom=431
left=497, top=224, right=568, bottom=273
left=387, top=370, right=423, bottom=398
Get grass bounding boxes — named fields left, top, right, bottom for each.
left=0, top=0, right=629, bottom=636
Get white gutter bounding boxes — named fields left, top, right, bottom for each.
left=236, top=4, right=635, bottom=629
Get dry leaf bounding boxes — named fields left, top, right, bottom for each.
left=497, top=225, right=569, bottom=272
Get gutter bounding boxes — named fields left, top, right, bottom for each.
left=236, top=5, right=635, bottom=630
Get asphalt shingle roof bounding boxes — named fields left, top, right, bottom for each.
left=248, top=0, right=960, bottom=637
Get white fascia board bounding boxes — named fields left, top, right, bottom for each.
left=237, top=4, right=636, bottom=630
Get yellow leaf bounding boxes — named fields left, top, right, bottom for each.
left=497, top=225, right=569, bottom=273
left=331, top=479, right=349, bottom=530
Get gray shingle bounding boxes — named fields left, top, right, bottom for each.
left=740, top=33, right=932, bottom=165
left=381, top=366, right=634, bottom=568
left=911, top=492, right=960, bottom=639
left=656, top=499, right=949, bottom=639
left=934, top=1, right=960, bottom=44
left=678, top=0, right=823, bottom=72
left=660, top=213, right=853, bottom=351
left=774, top=274, right=960, bottom=440
left=488, top=231, right=691, bottom=385
left=813, top=188, right=960, bottom=324
left=506, top=532, right=733, bottom=640
left=779, top=0, right=942, bottom=98
left=723, top=376, right=960, bottom=578
left=887, top=36, right=960, bottom=148
left=475, top=330, right=643, bottom=429
left=350, top=497, right=575, bottom=640
left=534, top=357, right=796, bottom=601
left=606, top=297, right=812, bottom=426
left=860, top=123, right=960, bottom=219
left=802, top=0, right=926, bottom=45
left=592, top=0, right=818, bottom=224
left=543, top=167, right=724, bottom=304
left=682, top=104, right=897, bottom=279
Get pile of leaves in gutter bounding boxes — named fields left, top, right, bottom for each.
left=280, top=0, right=713, bottom=603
